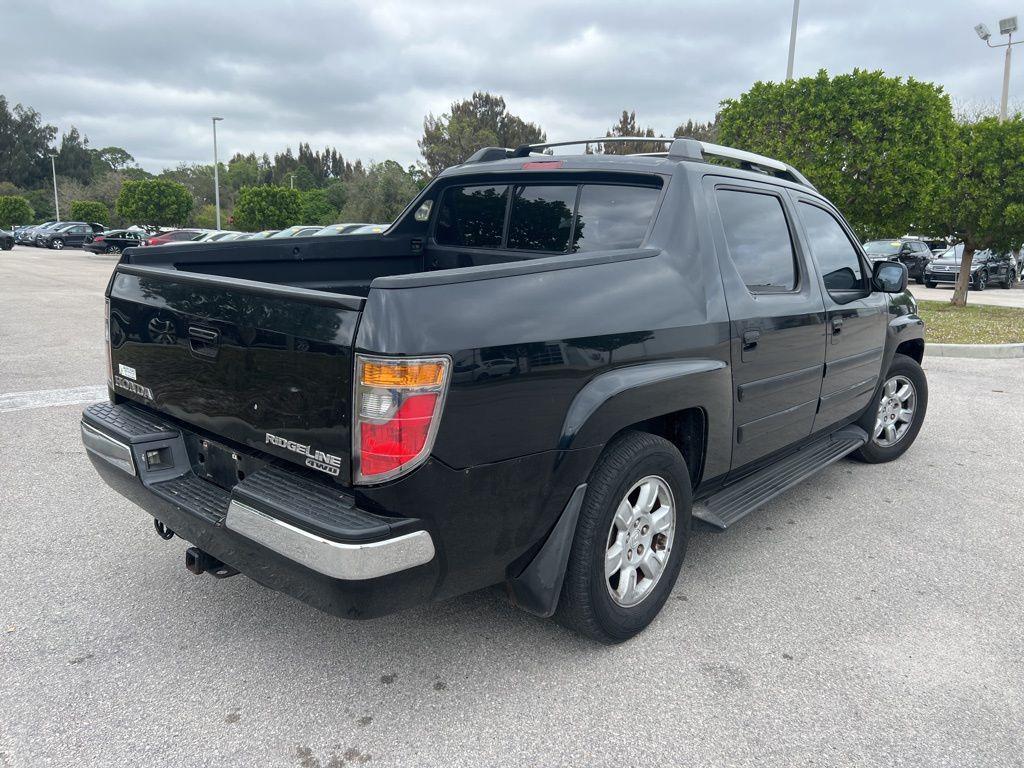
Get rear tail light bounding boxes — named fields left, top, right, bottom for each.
left=353, top=354, right=451, bottom=484
left=104, top=298, right=112, bottom=387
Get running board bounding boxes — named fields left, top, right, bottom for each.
left=695, top=426, right=868, bottom=529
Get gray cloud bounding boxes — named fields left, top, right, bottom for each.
left=7, top=0, right=1018, bottom=172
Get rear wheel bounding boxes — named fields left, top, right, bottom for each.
left=925, top=281, right=937, bottom=288
left=555, top=431, right=691, bottom=644
left=1002, top=269, right=1016, bottom=289
left=853, top=353, right=928, bottom=464
left=914, top=275, right=924, bottom=285
left=105, top=245, right=120, bottom=254
left=1, top=239, right=12, bottom=251
left=973, top=270, right=987, bottom=291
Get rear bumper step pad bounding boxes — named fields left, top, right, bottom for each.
left=81, top=401, right=434, bottom=580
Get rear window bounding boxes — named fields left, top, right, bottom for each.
left=573, top=186, right=660, bottom=252
left=434, top=181, right=659, bottom=254
left=435, top=185, right=509, bottom=248
left=507, top=185, right=576, bottom=252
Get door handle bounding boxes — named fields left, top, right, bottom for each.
left=831, top=317, right=843, bottom=336
left=742, top=330, right=761, bottom=350
left=188, top=326, right=220, bottom=359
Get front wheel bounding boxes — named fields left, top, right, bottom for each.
left=50, top=238, right=64, bottom=250
left=914, top=276, right=924, bottom=285
left=555, top=430, right=691, bottom=644
left=852, top=353, right=928, bottom=464
left=925, top=281, right=937, bottom=288
left=1002, top=269, right=1016, bottom=289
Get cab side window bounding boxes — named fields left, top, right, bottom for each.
left=797, top=202, right=866, bottom=293
left=715, top=188, right=798, bottom=293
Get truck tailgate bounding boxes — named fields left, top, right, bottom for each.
left=107, top=266, right=362, bottom=484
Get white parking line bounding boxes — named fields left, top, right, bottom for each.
left=0, top=385, right=107, bottom=414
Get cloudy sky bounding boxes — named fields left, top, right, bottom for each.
left=6, top=0, right=1020, bottom=172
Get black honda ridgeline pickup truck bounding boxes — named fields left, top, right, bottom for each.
left=81, top=137, right=927, bottom=643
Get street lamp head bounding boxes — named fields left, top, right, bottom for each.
left=975, top=23, right=992, bottom=41
left=212, top=116, right=223, bottom=122
left=999, top=16, right=1018, bottom=35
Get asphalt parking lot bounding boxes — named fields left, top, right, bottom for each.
left=2, top=245, right=1023, bottom=767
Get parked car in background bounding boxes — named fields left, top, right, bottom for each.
left=12, top=225, right=35, bottom=243
left=247, top=229, right=280, bottom=239
left=1, top=229, right=14, bottom=250
left=312, top=223, right=369, bottom=236
left=924, top=245, right=1017, bottom=290
left=18, top=221, right=59, bottom=245
left=270, top=225, right=322, bottom=238
left=863, top=238, right=934, bottom=284
left=347, top=224, right=388, bottom=235
left=36, top=222, right=105, bottom=250
left=146, top=229, right=203, bottom=246
left=84, top=229, right=148, bottom=254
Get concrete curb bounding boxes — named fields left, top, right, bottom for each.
left=927, top=343, right=1024, bottom=359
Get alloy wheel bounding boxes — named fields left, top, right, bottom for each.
left=604, top=475, right=675, bottom=608
left=873, top=375, right=917, bottom=448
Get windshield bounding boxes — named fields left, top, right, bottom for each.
left=863, top=240, right=902, bottom=255
left=935, top=244, right=990, bottom=263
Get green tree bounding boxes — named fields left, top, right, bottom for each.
left=673, top=117, right=719, bottom=143
left=24, top=189, right=55, bottom=221
left=0, top=96, right=57, bottom=189
left=116, top=179, right=193, bottom=226
left=69, top=199, right=110, bottom=226
left=339, top=161, right=419, bottom=223
left=0, top=195, right=33, bottom=228
left=55, top=126, right=95, bottom=185
left=419, top=92, right=545, bottom=177
left=234, top=185, right=302, bottom=230
left=930, top=116, right=1024, bottom=306
left=601, top=110, right=664, bottom=154
left=193, top=203, right=226, bottom=229
left=96, top=146, right=135, bottom=171
left=299, top=189, right=337, bottom=225
left=718, top=69, right=956, bottom=239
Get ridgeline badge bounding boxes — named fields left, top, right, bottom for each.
left=265, top=432, right=342, bottom=477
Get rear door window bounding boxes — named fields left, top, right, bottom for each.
left=507, top=185, right=577, bottom=252
left=715, top=188, right=798, bottom=292
left=435, top=185, right=509, bottom=248
left=572, top=185, right=660, bottom=252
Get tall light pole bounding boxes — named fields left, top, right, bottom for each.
left=211, top=117, right=223, bottom=229
left=49, top=154, right=60, bottom=220
left=976, top=17, right=1020, bottom=122
left=786, top=0, right=800, bottom=80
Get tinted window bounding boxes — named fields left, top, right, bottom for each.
left=573, top=185, right=659, bottom=252
left=507, top=185, right=576, bottom=252
left=435, top=185, right=509, bottom=248
left=798, top=203, right=865, bottom=291
left=715, top=189, right=797, bottom=291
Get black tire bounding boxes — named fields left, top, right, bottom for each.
left=1002, top=270, right=1015, bottom=289
left=105, top=245, right=120, bottom=254
left=925, top=281, right=937, bottom=288
left=50, top=238, right=64, bottom=250
left=914, top=276, right=924, bottom=285
left=1, top=239, right=12, bottom=251
left=852, top=353, right=928, bottom=464
left=555, top=430, right=691, bottom=644
left=973, top=270, right=987, bottom=291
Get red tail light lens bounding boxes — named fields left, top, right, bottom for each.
left=353, top=355, right=450, bottom=484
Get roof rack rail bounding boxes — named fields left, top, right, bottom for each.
left=488, top=137, right=815, bottom=190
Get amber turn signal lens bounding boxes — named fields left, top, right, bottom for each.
left=360, top=359, right=447, bottom=388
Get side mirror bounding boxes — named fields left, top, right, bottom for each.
left=872, top=260, right=908, bottom=293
